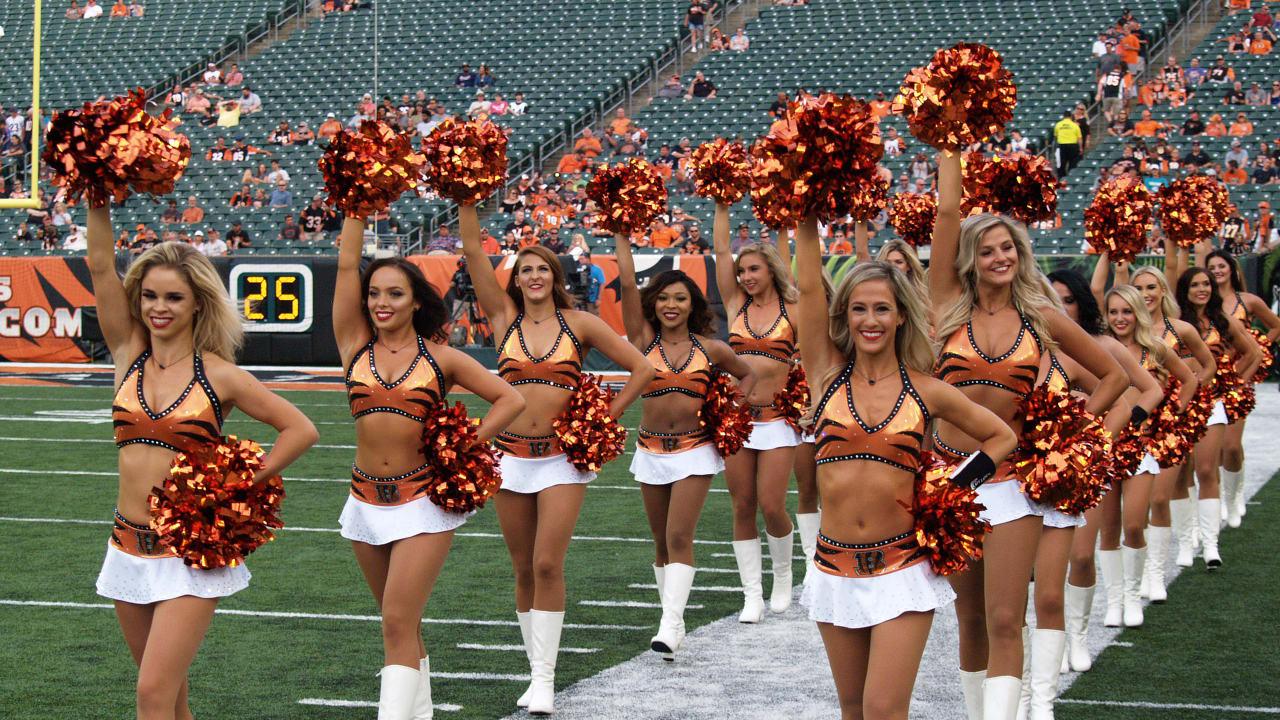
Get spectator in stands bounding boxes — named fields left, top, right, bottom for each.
left=476, top=64, right=497, bottom=88
left=1230, top=112, right=1254, bottom=136
left=869, top=90, right=893, bottom=121
left=1246, top=82, right=1268, bottom=106
left=769, top=90, right=789, bottom=117
left=214, top=99, right=241, bottom=127
left=128, top=2, right=144, bottom=17
left=1138, top=77, right=1167, bottom=107
left=1252, top=2, right=1275, bottom=28
left=467, top=92, right=490, bottom=119
left=508, top=92, right=527, bottom=115
left=292, top=121, right=315, bottom=145
left=160, top=199, right=180, bottom=224
left=1091, top=32, right=1108, bottom=57
left=39, top=222, right=60, bottom=251
left=1097, top=66, right=1126, bottom=120
left=1185, top=57, right=1208, bottom=85
left=269, top=180, right=292, bottom=208
left=1252, top=155, right=1277, bottom=184
left=1181, top=109, right=1206, bottom=135
left=205, top=137, right=231, bottom=162
left=265, top=160, right=290, bottom=186
left=1225, top=159, right=1249, bottom=185
left=455, top=63, right=476, bottom=88
left=183, top=87, right=214, bottom=118
left=298, top=197, right=326, bottom=242
left=1205, top=112, right=1228, bottom=136
left=268, top=120, right=292, bottom=145
left=1253, top=201, right=1274, bottom=249
left=50, top=202, right=72, bottom=227
left=62, top=225, right=87, bottom=252
left=181, top=196, right=204, bottom=224
left=707, top=28, right=727, bottom=51
left=163, top=85, right=186, bottom=110
left=1160, top=56, right=1185, bottom=86
left=827, top=230, right=853, bottom=255
left=1120, top=25, right=1143, bottom=75
left=1224, top=80, right=1247, bottom=105
left=883, top=126, right=905, bottom=155
left=729, top=27, right=749, bottom=51
left=1097, top=41, right=1123, bottom=78
left=1249, top=28, right=1276, bottom=54
left=1220, top=28, right=1249, bottom=53
left=658, top=75, right=684, bottom=98
left=66, top=1, right=82, bottom=19
left=557, top=151, right=590, bottom=174
left=681, top=225, right=710, bottom=254
left=227, top=220, right=250, bottom=249
left=686, top=71, right=717, bottom=98
left=271, top=214, right=298, bottom=244
left=573, top=128, right=603, bottom=158
left=1133, top=108, right=1165, bottom=137
left=673, top=137, right=693, bottom=163
left=239, top=86, right=262, bottom=114
left=488, top=94, right=509, bottom=116
left=1227, top=138, right=1250, bottom=167
left=685, top=0, right=715, bottom=51
left=203, top=63, right=223, bottom=85
left=83, top=0, right=102, bottom=18
left=229, top=185, right=253, bottom=207
left=224, top=63, right=243, bottom=87
left=318, top=112, right=342, bottom=140
left=1186, top=139, right=1212, bottom=168
left=1220, top=205, right=1252, bottom=254
left=908, top=152, right=933, bottom=182
left=606, top=109, right=635, bottom=147
left=1054, top=110, right=1083, bottom=175
left=109, top=1, right=127, bottom=17
left=202, top=229, right=228, bottom=257
left=1207, top=56, right=1235, bottom=83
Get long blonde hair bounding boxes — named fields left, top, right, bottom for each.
left=123, top=241, right=244, bottom=360
left=1130, top=265, right=1179, bottom=321
left=734, top=242, right=798, bottom=303
left=933, top=214, right=1057, bottom=355
left=1106, top=283, right=1170, bottom=382
left=876, top=239, right=928, bottom=298
left=809, top=262, right=934, bottom=419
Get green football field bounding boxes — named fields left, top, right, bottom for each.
left=2, top=384, right=1277, bottom=719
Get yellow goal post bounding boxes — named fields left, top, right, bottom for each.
left=0, top=0, right=42, bottom=210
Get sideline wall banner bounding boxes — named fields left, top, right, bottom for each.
left=0, top=256, right=97, bottom=363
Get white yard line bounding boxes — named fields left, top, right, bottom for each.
left=298, top=698, right=463, bottom=711
left=578, top=600, right=705, bottom=610
left=457, top=643, right=599, bottom=654
left=1056, top=699, right=1280, bottom=713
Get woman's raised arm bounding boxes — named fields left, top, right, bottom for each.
left=928, top=150, right=963, bottom=304
left=85, top=205, right=141, bottom=359
left=333, top=217, right=373, bottom=364
left=458, top=204, right=516, bottom=333
left=613, top=232, right=651, bottom=350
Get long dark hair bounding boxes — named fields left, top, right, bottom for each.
left=506, top=245, right=575, bottom=311
left=1204, top=249, right=1245, bottom=292
left=1176, top=267, right=1231, bottom=340
left=1047, top=269, right=1104, bottom=336
left=640, top=270, right=714, bottom=336
left=361, top=257, right=448, bottom=339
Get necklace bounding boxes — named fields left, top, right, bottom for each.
left=853, top=365, right=898, bottom=386
left=977, top=299, right=1011, bottom=316
left=152, top=349, right=193, bottom=371
left=378, top=338, right=416, bottom=354
left=527, top=311, right=556, bottom=325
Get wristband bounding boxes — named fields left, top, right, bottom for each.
left=1128, top=406, right=1149, bottom=428
left=950, top=451, right=996, bottom=490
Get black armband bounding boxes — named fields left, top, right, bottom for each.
left=1128, top=406, right=1149, bottom=428
left=950, top=451, right=997, bottom=490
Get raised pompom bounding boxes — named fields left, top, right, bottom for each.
left=421, top=401, right=502, bottom=513
left=585, top=159, right=668, bottom=235
left=1156, top=174, right=1232, bottom=248
left=319, top=120, right=426, bottom=219
left=421, top=118, right=509, bottom=206
left=150, top=436, right=285, bottom=569
left=691, top=138, right=751, bottom=205
left=554, top=374, right=628, bottom=472
left=961, top=152, right=1058, bottom=223
left=888, top=192, right=937, bottom=247
left=1083, top=177, right=1155, bottom=262
left=893, top=43, right=1017, bottom=149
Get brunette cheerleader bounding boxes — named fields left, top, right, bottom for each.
left=334, top=218, right=525, bottom=718
left=794, top=217, right=1016, bottom=720
left=87, top=206, right=318, bottom=720
left=1205, top=250, right=1280, bottom=527
left=713, top=203, right=804, bottom=622
left=614, top=234, right=756, bottom=660
left=1175, top=267, right=1261, bottom=569
left=458, top=205, right=652, bottom=714
left=930, top=151, right=1127, bottom=720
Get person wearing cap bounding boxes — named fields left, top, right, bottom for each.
left=227, top=220, right=251, bottom=250
left=268, top=120, right=293, bottom=146
left=467, top=92, right=490, bottom=119
left=1180, top=109, right=1206, bottom=136
left=1254, top=201, right=1275, bottom=250
left=215, top=98, right=241, bottom=127
left=1186, top=140, right=1212, bottom=168
left=1226, top=138, right=1249, bottom=167
left=203, top=228, right=228, bottom=257
left=82, top=0, right=102, bottom=18
left=109, top=0, right=127, bottom=17
left=291, top=121, right=314, bottom=145
left=189, top=229, right=207, bottom=253
left=1229, top=112, right=1254, bottom=137
left=1220, top=204, right=1252, bottom=254
left=318, top=112, right=342, bottom=140
left=1207, top=55, right=1235, bottom=84
left=203, top=63, right=223, bottom=85
left=184, top=86, right=214, bottom=117
left=455, top=63, right=476, bottom=88
left=657, top=75, right=684, bottom=99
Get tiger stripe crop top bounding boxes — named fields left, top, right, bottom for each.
left=497, top=310, right=583, bottom=391
left=641, top=335, right=714, bottom=400
left=346, top=335, right=445, bottom=421
left=1041, top=352, right=1071, bottom=394
left=1161, top=318, right=1193, bottom=360
left=813, top=363, right=929, bottom=473
left=935, top=314, right=1043, bottom=396
left=113, top=350, right=222, bottom=453
left=728, top=297, right=796, bottom=364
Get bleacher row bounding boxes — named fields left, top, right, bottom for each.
left=6, top=0, right=1266, bottom=260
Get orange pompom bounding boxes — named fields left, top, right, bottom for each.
left=700, top=371, right=753, bottom=456
left=840, top=172, right=891, bottom=222
left=1110, top=426, right=1147, bottom=480
left=1083, top=177, right=1155, bottom=263
left=894, top=43, right=1017, bottom=149
left=749, top=93, right=883, bottom=228
left=1247, top=327, right=1274, bottom=383
left=43, top=89, right=191, bottom=207
left=585, top=159, right=668, bottom=235
left=1217, top=356, right=1255, bottom=423
left=1148, top=376, right=1193, bottom=468
left=421, top=118, right=509, bottom=206
left=772, top=363, right=810, bottom=433
left=554, top=374, right=629, bottom=472
left=905, top=452, right=991, bottom=576
left=319, top=120, right=426, bottom=219
left=888, top=192, right=937, bottom=246
left=961, top=152, right=1058, bottom=223
left=691, top=138, right=751, bottom=205
left=421, top=401, right=502, bottom=513
left=150, top=436, right=285, bottom=569
left=1156, top=174, right=1232, bottom=248
left=1012, top=387, right=1112, bottom=514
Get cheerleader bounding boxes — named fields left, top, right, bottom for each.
left=793, top=218, right=1016, bottom=720
left=458, top=205, right=652, bottom=714
left=1124, top=265, right=1217, bottom=572
left=929, top=152, right=1127, bottom=720
left=1204, top=249, right=1280, bottom=527
left=333, top=218, right=525, bottom=718
left=613, top=234, right=756, bottom=659
left=1174, top=268, right=1261, bottom=568
left=86, top=206, right=318, bottom=720
left=853, top=223, right=931, bottom=300
left=791, top=268, right=833, bottom=587
left=713, top=203, right=804, bottom=622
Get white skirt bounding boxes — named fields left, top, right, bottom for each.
left=96, top=542, right=250, bottom=605
left=1208, top=400, right=1228, bottom=427
left=339, top=494, right=469, bottom=545
left=744, top=419, right=802, bottom=451
left=801, top=559, right=955, bottom=629
left=498, top=453, right=596, bottom=494
left=800, top=430, right=817, bottom=444
left=977, top=480, right=1041, bottom=527
left=1039, top=505, right=1086, bottom=529
left=630, top=444, right=724, bottom=485
left=1135, top=453, right=1161, bottom=477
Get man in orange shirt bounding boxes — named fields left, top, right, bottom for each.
left=180, top=196, right=205, bottom=224
left=1224, top=160, right=1249, bottom=184
left=648, top=218, right=679, bottom=249
left=1248, top=30, right=1274, bottom=54
left=869, top=91, right=892, bottom=120
left=606, top=108, right=634, bottom=148
left=109, top=0, right=128, bottom=17
left=557, top=151, right=589, bottom=174
left=827, top=230, right=853, bottom=254
left=1138, top=78, right=1167, bottom=106
left=1229, top=112, right=1254, bottom=136
left=1133, top=109, right=1164, bottom=136
left=1121, top=27, right=1144, bottom=75
left=318, top=112, right=343, bottom=140
left=573, top=128, right=603, bottom=158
